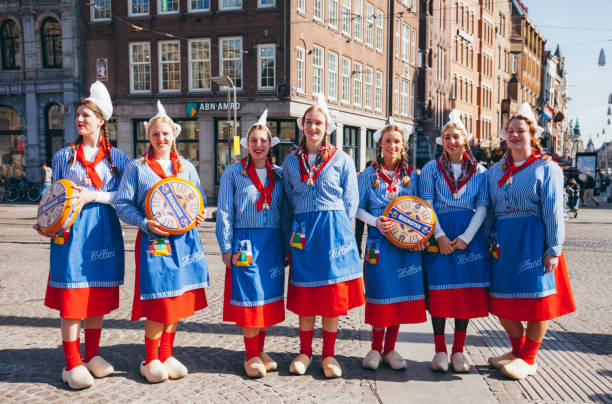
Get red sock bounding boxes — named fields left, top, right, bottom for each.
left=244, top=335, right=259, bottom=360
left=371, top=329, right=384, bottom=353
left=383, top=325, right=400, bottom=354
left=62, top=339, right=82, bottom=371
left=451, top=330, right=467, bottom=354
left=144, top=337, right=160, bottom=365
left=159, top=332, right=176, bottom=363
left=258, top=329, right=266, bottom=353
left=510, top=335, right=526, bottom=356
left=322, top=331, right=337, bottom=359
left=434, top=334, right=447, bottom=353
left=84, top=328, right=101, bottom=363
left=518, top=337, right=541, bottom=365
left=299, top=330, right=314, bottom=358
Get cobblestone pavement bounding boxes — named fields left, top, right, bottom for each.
left=0, top=204, right=610, bottom=403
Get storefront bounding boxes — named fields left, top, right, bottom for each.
left=0, top=106, right=25, bottom=177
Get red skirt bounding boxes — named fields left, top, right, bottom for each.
left=45, top=282, right=119, bottom=319
left=287, top=277, right=365, bottom=317
left=223, top=266, right=285, bottom=328
left=131, top=235, right=207, bottom=324
left=427, top=287, right=489, bottom=319
left=490, top=252, right=576, bottom=321
left=365, top=300, right=426, bottom=328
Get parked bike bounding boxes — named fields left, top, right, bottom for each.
left=3, top=177, right=41, bottom=203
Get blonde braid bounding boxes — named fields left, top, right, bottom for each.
left=241, top=155, right=250, bottom=177
left=171, top=141, right=184, bottom=173
left=401, top=147, right=411, bottom=188
left=371, top=147, right=383, bottom=189
left=101, top=123, right=118, bottom=177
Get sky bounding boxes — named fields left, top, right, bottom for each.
left=523, top=0, right=612, bottom=149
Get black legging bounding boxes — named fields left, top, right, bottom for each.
left=432, top=317, right=469, bottom=335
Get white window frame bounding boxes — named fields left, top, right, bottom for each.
left=364, top=66, right=373, bottom=110
left=401, top=24, right=409, bottom=62
left=219, top=0, right=242, bottom=11
left=258, top=0, right=275, bottom=8
left=401, top=79, right=408, bottom=117
left=314, top=0, right=324, bottom=22
left=341, top=0, right=351, bottom=35
left=354, top=0, right=363, bottom=42
left=129, top=41, right=151, bottom=93
left=313, top=45, right=324, bottom=95
left=393, top=75, right=399, bottom=115
left=365, top=3, right=374, bottom=48
left=375, top=9, right=383, bottom=52
left=219, top=36, right=243, bottom=90
left=297, top=0, right=306, bottom=13
left=411, top=28, right=417, bottom=65
left=158, top=40, right=180, bottom=93
left=158, top=0, right=179, bottom=15
left=395, top=20, right=400, bottom=58
left=341, top=56, right=351, bottom=104
left=91, top=0, right=111, bottom=22
left=329, top=0, right=338, bottom=29
left=296, top=46, right=305, bottom=93
left=257, top=44, right=275, bottom=90
left=188, top=0, right=211, bottom=13
left=327, top=51, right=338, bottom=100
left=411, top=80, right=416, bottom=118
left=188, top=38, right=211, bottom=92
left=375, top=70, right=382, bottom=112
left=128, top=0, right=149, bottom=17
left=353, top=61, right=362, bottom=106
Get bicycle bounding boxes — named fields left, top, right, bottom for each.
left=4, top=177, right=41, bottom=203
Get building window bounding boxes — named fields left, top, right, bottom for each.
left=188, top=39, right=210, bottom=91
left=366, top=128, right=376, bottom=163
left=135, top=118, right=200, bottom=171
left=341, top=0, right=351, bottom=35
left=159, top=41, right=180, bottom=92
left=257, top=44, right=275, bottom=90
left=365, top=3, right=374, bottom=47
left=129, top=42, right=150, bottom=93
left=375, top=9, right=383, bottom=52
left=296, top=47, right=305, bottom=93
left=402, top=24, right=409, bottom=61
left=297, top=0, right=305, bottom=12
left=41, top=18, right=62, bottom=69
left=364, top=67, right=373, bottom=110
left=341, top=56, right=351, bottom=104
left=375, top=70, right=382, bottom=112
left=401, top=79, right=408, bottom=117
left=393, top=76, right=399, bottom=115
left=129, top=0, right=149, bottom=16
left=411, top=81, right=416, bottom=118
left=314, top=0, right=324, bottom=21
left=1, top=20, right=20, bottom=70
left=158, top=0, right=179, bottom=14
left=343, top=125, right=359, bottom=168
left=220, top=37, right=243, bottom=89
left=327, top=51, right=338, bottom=100
left=258, top=0, right=275, bottom=7
left=353, top=61, right=362, bottom=106
left=411, top=28, right=417, bottom=65
left=394, top=20, right=400, bottom=58
left=91, top=0, right=111, bottom=21
left=189, top=0, right=210, bottom=12
left=266, top=119, right=300, bottom=165
left=214, top=118, right=241, bottom=184
left=329, top=0, right=338, bottom=28
left=313, top=45, right=323, bottom=95
left=354, top=0, right=363, bottom=42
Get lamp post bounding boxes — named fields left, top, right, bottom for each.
left=211, top=76, right=239, bottom=165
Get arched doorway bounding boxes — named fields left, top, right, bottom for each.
left=45, top=103, right=64, bottom=164
left=0, top=106, right=25, bottom=177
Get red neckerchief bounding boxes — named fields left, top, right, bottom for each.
left=143, top=152, right=180, bottom=179
left=75, top=138, right=110, bottom=189
left=497, top=152, right=543, bottom=187
left=436, top=152, right=477, bottom=197
left=241, top=157, right=275, bottom=212
left=372, top=161, right=414, bottom=194
left=295, top=144, right=337, bottom=185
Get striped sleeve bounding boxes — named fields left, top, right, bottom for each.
left=341, top=154, right=359, bottom=221
left=357, top=167, right=371, bottom=211
left=419, top=161, right=435, bottom=199
left=542, top=163, right=565, bottom=256
left=114, top=161, right=148, bottom=232
left=51, top=148, right=68, bottom=182
left=476, top=166, right=489, bottom=206
left=215, top=166, right=235, bottom=254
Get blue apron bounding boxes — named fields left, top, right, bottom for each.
left=490, top=216, right=556, bottom=298
left=138, top=228, right=209, bottom=300
left=230, top=228, right=285, bottom=307
left=423, top=210, right=490, bottom=290
left=49, top=203, right=124, bottom=288
left=364, top=228, right=424, bottom=304
left=289, top=210, right=362, bottom=287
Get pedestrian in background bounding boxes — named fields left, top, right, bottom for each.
left=34, top=81, right=129, bottom=389
left=420, top=110, right=490, bottom=373
left=357, top=119, right=427, bottom=372
left=216, top=110, right=288, bottom=378
left=40, top=162, right=52, bottom=197
left=487, top=102, right=575, bottom=380
left=583, top=172, right=599, bottom=207
left=282, top=94, right=364, bottom=378
left=115, top=101, right=208, bottom=384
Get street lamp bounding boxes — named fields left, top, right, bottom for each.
left=211, top=76, right=239, bottom=161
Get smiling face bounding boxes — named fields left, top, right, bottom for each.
left=75, top=105, right=105, bottom=140
left=380, top=129, right=404, bottom=165
left=147, top=118, right=176, bottom=159
left=441, top=125, right=466, bottom=159
left=302, top=109, right=327, bottom=148
left=248, top=127, right=271, bottom=163
left=505, top=118, right=532, bottom=155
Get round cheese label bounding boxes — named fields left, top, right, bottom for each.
left=382, top=195, right=435, bottom=248
left=145, top=177, right=204, bottom=235
left=37, top=179, right=79, bottom=235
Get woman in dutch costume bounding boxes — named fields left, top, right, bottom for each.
left=35, top=81, right=129, bottom=389
left=216, top=110, right=288, bottom=378
left=283, top=94, right=365, bottom=378
left=115, top=101, right=209, bottom=383
left=357, top=118, right=427, bottom=371
left=487, top=102, right=575, bottom=380
left=419, top=110, right=490, bottom=373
